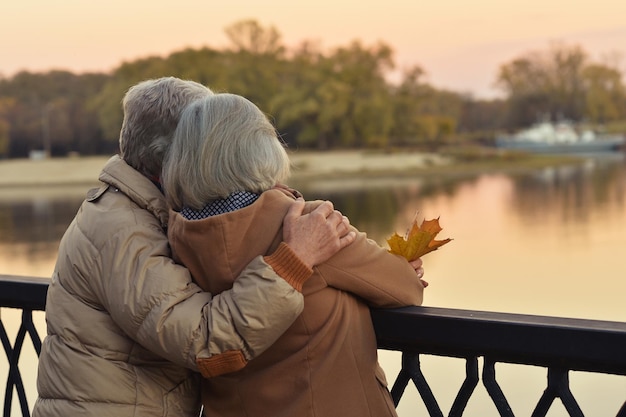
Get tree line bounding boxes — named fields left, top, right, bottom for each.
left=1, top=20, right=625, bottom=158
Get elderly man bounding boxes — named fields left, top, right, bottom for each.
left=32, top=77, right=357, bottom=417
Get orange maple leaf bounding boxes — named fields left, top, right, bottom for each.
left=387, top=215, right=452, bottom=261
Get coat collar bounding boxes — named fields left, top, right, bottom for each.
left=98, top=155, right=170, bottom=228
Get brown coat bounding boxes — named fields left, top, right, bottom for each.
left=168, top=188, right=424, bottom=417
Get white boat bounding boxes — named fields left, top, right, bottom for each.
left=496, top=121, right=625, bottom=153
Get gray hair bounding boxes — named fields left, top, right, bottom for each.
left=119, top=77, right=213, bottom=177
left=162, top=93, right=291, bottom=211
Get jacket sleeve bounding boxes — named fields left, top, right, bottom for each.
left=97, top=222, right=307, bottom=378
left=315, top=226, right=424, bottom=308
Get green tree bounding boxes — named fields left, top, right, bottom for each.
left=328, top=41, right=395, bottom=148
left=496, top=43, right=588, bottom=127
left=220, top=20, right=288, bottom=112
left=0, top=70, right=108, bottom=157
left=390, top=67, right=463, bottom=147
left=268, top=40, right=396, bottom=149
left=582, top=63, right=626, bottom=124
left=0, top=98, right=14, bottom=157
left=267, top=43, right=326, bottom=148
left=389, top=66, right=427, bottom=146
left=225, top=19, right=285, bottom=56
left=0, top=120, right=8, bottom=157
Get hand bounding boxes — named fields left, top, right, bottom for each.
left=283, top=198, right=356, bottom=268
left=410, top=258, right=428, bottom=288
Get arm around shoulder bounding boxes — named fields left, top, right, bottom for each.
left=283, top=199, right=356, bottom=269
left=194, top=253, right=306, bottom=377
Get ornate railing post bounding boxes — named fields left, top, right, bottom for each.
left=531, top=368, right=583, bottom=417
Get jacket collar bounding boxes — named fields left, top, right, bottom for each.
left=98, top=155, right=170, bottom=228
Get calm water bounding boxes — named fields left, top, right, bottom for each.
left=1, top=155, right=625, bottom=416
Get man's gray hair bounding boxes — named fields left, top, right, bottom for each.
left=119, top=77, right=213, bottom=177
left=162, top=93, right=291, bottom=211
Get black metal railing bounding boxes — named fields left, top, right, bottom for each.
left=2, top=274, right=625, bottom=417
left=371, top=307, right=626, bottom=417
left=0, top=275, right=48, bottom=417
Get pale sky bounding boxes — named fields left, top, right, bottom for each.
left=2, top=0, right=626, bottom=98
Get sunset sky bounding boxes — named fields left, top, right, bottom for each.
left=3, top=0, right=626, bottom=98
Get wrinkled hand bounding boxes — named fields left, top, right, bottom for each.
left=410, top=258, right=428, bottom=288
left=283, top=198, right=356, bottom=268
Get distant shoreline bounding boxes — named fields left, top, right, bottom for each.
left=0, top=151, right=451, bottom=188
left=0, top=149, right=582, bottom=190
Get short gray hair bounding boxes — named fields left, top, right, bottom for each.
left=119, top=77, right=213, bottom=177
left=162, top=93, right=291, bottom=210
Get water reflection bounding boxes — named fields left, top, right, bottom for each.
left=1, top=157, right=626, bottom=322
left=1, top=156, right=625, bottom=416
left=510, top=158, right=626, bottom=226
left=295, top=156, right=626, bottom=322
left=0, top=187, right=85, bottom=274
left=0, top=190, right=84, bottom=243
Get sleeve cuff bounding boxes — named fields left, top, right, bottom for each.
left=197, top=350, right=247, bottom=378
left=263, top=242, right=313, bottom=292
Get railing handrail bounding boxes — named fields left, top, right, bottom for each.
left=371, top=306, right=626, bottom=376
left=2, top=274, right=626, bottom=417
left=0, top=275, right=48, bottom=311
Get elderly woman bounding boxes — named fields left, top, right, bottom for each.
left=162, top=93, right=426, bottom=417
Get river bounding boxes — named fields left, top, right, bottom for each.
left=1, top=154, right=625, bottom=416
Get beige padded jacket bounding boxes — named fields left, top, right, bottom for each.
left=33, top=156, right=311, bottom=417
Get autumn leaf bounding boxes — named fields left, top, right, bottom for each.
left=387, top=215, right=452, bottom=261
